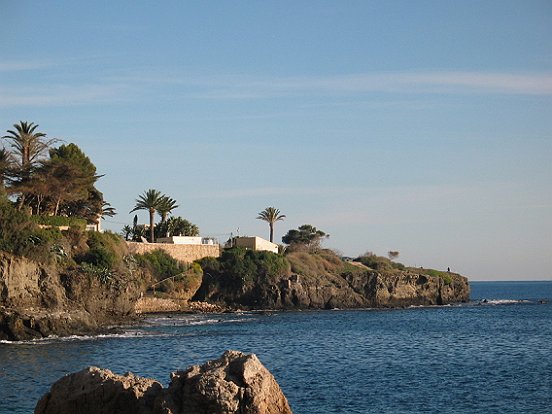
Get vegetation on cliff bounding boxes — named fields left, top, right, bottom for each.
left=135, top=249, right=203, bottom=297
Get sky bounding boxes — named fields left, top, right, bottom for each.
left=1, top=1, right=551, bottom=280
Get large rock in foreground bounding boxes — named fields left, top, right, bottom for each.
left=35, top=367, right=162, bottom=414
left=35, top=350, right=293, bottom=414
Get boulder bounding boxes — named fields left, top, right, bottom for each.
left=35, top=367, right=162, bottom=414
left=35, top=351, right=293, bottom=414
left=157, top=350, right=292, bottom=414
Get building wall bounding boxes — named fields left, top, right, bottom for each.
left=156, top=236, right=203, bottom=245
left=126, top=241, right=220, bottom=263
left=253, top=237, right=279, bottom=253
left=234, top=237, right=278, bottom=253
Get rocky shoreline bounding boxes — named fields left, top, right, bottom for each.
left=1, top=250, right=470, bottom=341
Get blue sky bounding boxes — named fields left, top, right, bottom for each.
left=1, top=1, right=551, bottom=280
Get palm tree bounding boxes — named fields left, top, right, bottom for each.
left=3, top=121, right=58, bottom=209
left=256, top=207, right=286, bottom=243
left=3, top=121, right=57, bottom=169
left=0, top=148, right=14, bottom=189
left=157, top=196, right=179, bottom=223
left=130, top=189, right=164, bottom=242
left=96, top=201, right=116, bottom=231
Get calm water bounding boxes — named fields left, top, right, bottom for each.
left=1, top=281, right=551, bottom=413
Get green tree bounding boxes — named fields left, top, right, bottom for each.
left=157, top=196, right=179, bottom=223
left=49, top=144, right=106, bottom=222
left=155, top=216, right=199, bottom=238
left=130, top=189, right=164, bottom=242
left=256, top=207, right=286, bottom=243
left=282, top=224, right=329, bottom=250
left=388, top=251, right=400, bottom=261
left=40, top=157, right=95, bottom=215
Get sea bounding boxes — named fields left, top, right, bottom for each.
left=1, top=281, right=551, bottom=414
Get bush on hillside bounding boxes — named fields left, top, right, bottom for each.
left=0, top=200, right=55, bottom=263
left=198, top=248, right=289, bottom=287
left=135, top=249, right=188, bottom=281
left=136, top=249, right=204, bottom=295
left=355, top=252, right=406, bottom=272
left=286, top=249, right=344, bottom=279
left=76, top=231, right=126, bottom=270
left=424, top=269, right=453, bottom=285
left=30, top=215, right=87, bottom=229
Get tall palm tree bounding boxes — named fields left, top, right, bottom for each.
left=256, top=207, right=286, bottom=243
left=157, top=196, right=179, bottom=223
left=3, top=121, right=57, bottom=169
left=130, top=189, right=164, bottom=242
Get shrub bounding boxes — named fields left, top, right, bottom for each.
left=355, top=253, right=393, bottom=271
left=198, top=248, right=289, bottom=288
left=135, top=249, right=187, bottom=280
left=30, top=215, right=87, bottom=229
left=87, top=231, right=126, bottom=264
left=81, top=263, right=113, bottom=284
left=425, top=269, right=453, bottom=285
left=83, top=246, right=115, bottom=268
left=76, top=231, right=126, bottom=270
left=0, top=200, right=53, bottom=262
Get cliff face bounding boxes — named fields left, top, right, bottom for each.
left=0, top=252, right=144, bottom=341
left=193, top=253, right=470, bottom=309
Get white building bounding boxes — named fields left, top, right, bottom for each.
left=232, top=236, right=279, bottom=254
left=156, top=236, right=218, bottom=245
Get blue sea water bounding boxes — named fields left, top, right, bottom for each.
left=1, top=281, right=551, bottom=414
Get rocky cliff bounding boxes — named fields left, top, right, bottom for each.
left=0, top=252, right=144, bottom=341
left=193, top=250, right=470, bottom=309
left=35, top=350, right=293, bottom=414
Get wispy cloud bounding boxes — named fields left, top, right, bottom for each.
left=0, top=61, right=57, bottom=72
left=0, top=84, right=130, bottom=107
left=120, top=70, right=552, bottom=99
left=189, top=183, right=471, bottom=201
left=196, top=71, right=552, bottom=99
left=3, top=65, right=551, bottom=107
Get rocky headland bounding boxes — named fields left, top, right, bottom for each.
left=193, top=249, right=470, bottom=310
left=35, top=350, right=293, bottom=414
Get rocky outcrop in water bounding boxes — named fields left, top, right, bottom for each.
left=193, top=251, right=470, bottom=309
left=35, top=350, right=293, bottom=414
left=0, top=252, right=144, bottom=341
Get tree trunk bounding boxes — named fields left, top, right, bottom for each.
left=54, top=197, right=61, bottom=216
left=269, top=223, right=274, bottom=243
left=149, top=209, right=155, bottom=243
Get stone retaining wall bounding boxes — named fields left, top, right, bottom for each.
left=126, top=242, right=220, bottom=263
